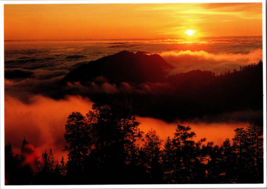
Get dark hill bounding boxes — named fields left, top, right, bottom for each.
left=151, top=61, right=263, bottom=122
left=61, top=50, right=174, bottom=85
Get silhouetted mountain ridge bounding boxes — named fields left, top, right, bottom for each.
left=61, top=50, right=174, bottom=85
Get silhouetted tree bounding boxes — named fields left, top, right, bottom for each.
left=232, top=127, right=249, bottom=182
left=193, top=138, right=208, bottom=183
left=206, top=144, right=224, bottom=183
left=162, top=137, right=175, bottom=183
left=5, top=143, right=20, bottom=184
left=172, top=125, right=197, bottom=183
left=242, top=119, right=263, bottom=183
left=220, top=138, right=238, bottom=183
left=34, top=148, right=57, bottom=184
left=142, top=129, right=163, bottom=183
left=82, top=100, right=142, bottom=184
left=64, top=112, right=92, bottom=183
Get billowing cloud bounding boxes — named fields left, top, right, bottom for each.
left=66, top=81, right=118, bottom=95
left=5, top=95, right=94, bottom=161
left=161, top=49, right=262, bottom=75
left=5, top=77, right=63, bottom=102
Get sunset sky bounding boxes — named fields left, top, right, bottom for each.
left=4, top=3, right=262, bottom=41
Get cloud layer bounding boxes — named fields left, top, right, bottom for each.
left=5, top=95, right=94, bottom=161
left=160, top=49, right=262, bottom=75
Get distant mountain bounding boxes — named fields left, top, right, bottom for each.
left=61, top=50, right=174, bottom=85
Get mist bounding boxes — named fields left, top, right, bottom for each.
left=5, top=93, right=251, bottom=162
left=5, top=95, right=93, bottom=161
left=160, top=49, right=262, bottom=75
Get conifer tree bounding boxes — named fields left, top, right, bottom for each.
left=64, top=112, right=92, bottom=183
left=172, top=125, right=196, bottom=183
left=142, top=129, right=163, bottom=183
left=162, top=137, right=175, bottom=183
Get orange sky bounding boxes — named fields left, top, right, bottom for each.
left=4, top=3, right=262, bottom=41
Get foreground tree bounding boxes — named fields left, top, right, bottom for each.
left=232, top=119, right=263, bottom=183
left=162, top=137, right=175, bottom=183
left=63, top=112, right=92, bottom=183
left=172, top=125, right=197, bottom=183
left=5, top=143, right=20, bottom=184
left=89, top=100, right=142, bottom=184
left=142, top=129, right=163, bottom=183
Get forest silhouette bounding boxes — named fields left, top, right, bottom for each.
left=5, top=99, right=263, bottom=184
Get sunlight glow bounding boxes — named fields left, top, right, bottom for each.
left=185, top=30, right=195, bottom=36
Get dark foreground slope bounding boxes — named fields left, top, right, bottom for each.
left=61, top=51, right=263, bottom=122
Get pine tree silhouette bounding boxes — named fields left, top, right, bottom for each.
left=142, top=129, right=163, bottom=183
left=64, top=112, right=92, bottom=183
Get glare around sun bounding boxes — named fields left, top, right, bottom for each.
left=185, top=30, right=195, bottom=36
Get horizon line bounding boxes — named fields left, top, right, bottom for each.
left=4, top=36, right=263, bottom=42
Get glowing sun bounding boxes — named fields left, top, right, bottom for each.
left=185, top=30, right=195, bottom=36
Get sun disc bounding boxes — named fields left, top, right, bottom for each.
left=185, top=30, right=195, bottom=36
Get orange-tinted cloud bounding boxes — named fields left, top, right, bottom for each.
left=161, top=49, right=262, bottom=75
left=136, top=116, right=248, bottom=147
left=5, top=95, right=94, bottom=161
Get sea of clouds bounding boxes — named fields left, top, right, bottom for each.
left=4, top=37, right=262, bottom=161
